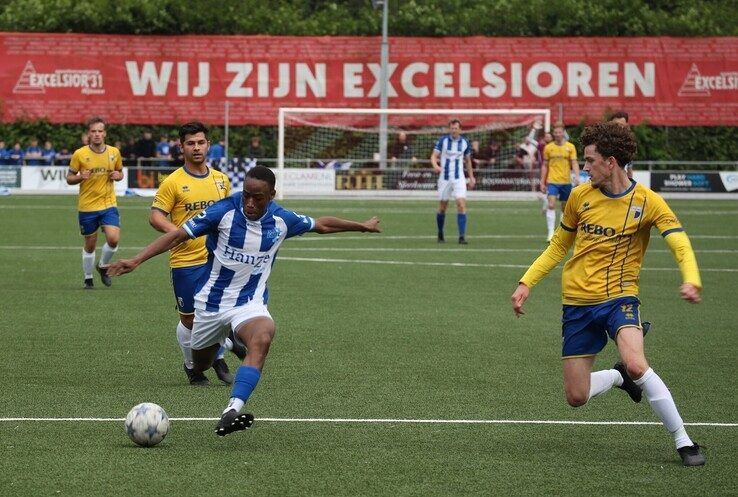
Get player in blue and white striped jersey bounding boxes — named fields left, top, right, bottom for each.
left=107, top=166, right=381, bottom=436
left=430, top=119, right=476, bottom=244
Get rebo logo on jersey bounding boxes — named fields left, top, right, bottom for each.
left=580, top=223, right=616, bottom=237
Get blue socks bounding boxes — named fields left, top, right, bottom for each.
left=436, top=212, right=445, bottom=235
left=457, top=213, right=467, bottom=237
left=231, top=365, right=261, bottom=402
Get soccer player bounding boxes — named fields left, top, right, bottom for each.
left=608, top=110, right=634, bottom=179
left=510, top=122, right=705, bottom=467
left=66, top=117, right=123, bottom=289
left=107, top=165, right=381, bottom=436
left=540, top=123, right=580, bottom=242
left=150, top=121, right=236, bottom=386
left=431, top=119, right=475, bottom=244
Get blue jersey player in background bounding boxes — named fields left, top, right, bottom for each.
left=108, top=166, right=381, bottom=435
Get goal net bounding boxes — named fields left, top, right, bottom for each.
left=278, top=108, right=550, bottom=172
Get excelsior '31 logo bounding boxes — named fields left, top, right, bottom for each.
left=13, top=61, right=105, bottom=95
left=678, top=63, right=738, bottom=97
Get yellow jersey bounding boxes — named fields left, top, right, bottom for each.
left=151, top=166, right=230, bottom=268
left=69, top=145, right=123, bottom=212
left=543, top=141, right=577, bottom=184
left=521, top=181, right=698, bottom=305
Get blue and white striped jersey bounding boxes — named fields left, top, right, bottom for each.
left=183, top=193, right=315, bottom=312
left=433, top=134, right=471, bottom=181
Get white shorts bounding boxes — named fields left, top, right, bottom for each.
left=438, top=178, right=467, bottom=201
left=191, top=300, right=272, bottom=350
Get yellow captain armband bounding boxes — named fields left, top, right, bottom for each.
left=662, top=229, right=702, bottom=289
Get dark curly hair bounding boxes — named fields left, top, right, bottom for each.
left=580, top=122, right=637, bottom=169
left=246, top=165, right=276, bottom=189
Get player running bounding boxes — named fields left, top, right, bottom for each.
left=66, top=117, right=123, bottom=289
left=540, top=123, right=580, bottom=242
left=511, top=122, right=705, bottom=467
left=150, top=121, right=239, bottom=386
left=107, top=166, right=381, bottom=436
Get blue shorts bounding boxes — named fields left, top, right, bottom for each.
left=78, top=207, right=120, bottom=236
left=561, top=296, right=642, bottom=358
left=171, top=263, right=209, bottom=315
left=547, top=183, right=572, bottom=201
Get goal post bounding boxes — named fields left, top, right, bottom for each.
left=276, top=107, right=551, bottom=199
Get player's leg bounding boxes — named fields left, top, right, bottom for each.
left=455, top=180, right=468, bottom=244
left=616, top=326, right=705, bottom=465
left=96, top=208, right=120, bottom=287
left=557, top=185, right=572, bottom=233
left=545, top=185, right=558, bottom=242
left=217, top=303, right=275, bottom=436
left=562, top=356, right=596, bottom=406
left=437, top=198, right=449, bottom=243
left=79, top=211, right=99, bottom=289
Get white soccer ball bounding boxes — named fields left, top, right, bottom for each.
left=124, top=402, right=170, bottom=447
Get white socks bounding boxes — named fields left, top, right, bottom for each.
left=176, top=321, right=194, bottom=369
left=99, top=243, right=117, bottom=267
left=546, top=209, right=556, bottom=239
left=82, top=250, right=95, bottom=279
left=635, top=367, right=693, bottom=449
left=588, top=369, right=623, bottom=400
left=224, top=397, right=244, bottom=414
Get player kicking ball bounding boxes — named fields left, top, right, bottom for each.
left=107, top=166, right=381, bottom=436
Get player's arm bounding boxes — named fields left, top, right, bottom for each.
left=66, top=152, right=90, bottom=184
left=570, top=146, right=580, bottom=185
left=430, top=149, right=441, bottom=173
left=539, top=159, right=549, bottom=194
left=107, top=228, right=190, bottom=276
left=663, top=230, right=702, bottom=303
left=150, top=181, right=178, bottom=233
left=313, top=216, right=381, bottom=234
left=149, top=208, right=179, bottom=234
left=465, top=154, right=475, bottom=188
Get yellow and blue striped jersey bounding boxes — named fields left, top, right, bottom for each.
left=543, top=141, right=577, bottom=184
left=521, top=181, right=698, bottom=305
left=151, top=166, right=230, bottom=268
left=69, top=145, right=123, bottom=212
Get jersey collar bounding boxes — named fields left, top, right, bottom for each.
left=599, top=179, right=636, bottom=199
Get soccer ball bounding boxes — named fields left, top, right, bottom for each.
left=124, top=402, right=170, bottom=447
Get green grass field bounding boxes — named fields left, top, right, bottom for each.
left=0, top=195, right=736, bottom=496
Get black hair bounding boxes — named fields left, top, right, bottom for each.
left=448, top=119, right=462, bottom=127
left=608, top=110, right=629, bottom=123
left=178, top=122, right=209, bottom=143
left=245, top=165, right=276, bottom=189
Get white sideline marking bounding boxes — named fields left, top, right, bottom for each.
left=0, top=417, right=735, bottom=427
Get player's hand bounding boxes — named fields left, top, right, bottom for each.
left=539, top=183, right=547, bottom=194
left=362, top=217, right=381, bottom=233
left=109, top=170, right=123, bottom=181
left=80, top=170, right=92, bottom=180
left=432, top=165, right=442, bottom=174
left=680, top=283, right=701, bottom=304
left=107, top=259, right=139, bottom=277
left=467, top=177, right=476, bottom=190
left=511, top=283, right=530, bottom=317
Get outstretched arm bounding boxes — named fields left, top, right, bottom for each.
left=107, top=228, right=190, bottom=276
left=313, top=216, right=381, bottom=234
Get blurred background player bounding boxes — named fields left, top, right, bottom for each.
left=150, top=122, right=236, bottom=386
left=540, top=122, right=580, bottom=242
left=431, top=119, right=475, bottom=244
left=511, top=122, right=705, bottom=467
left=65, top=117, right=123, bottom=289
left=107, top=166, right=381, bottom=437
left=609, top=110, right=634, bottom=179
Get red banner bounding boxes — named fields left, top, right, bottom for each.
left=1, top=33, right=736, bottom=126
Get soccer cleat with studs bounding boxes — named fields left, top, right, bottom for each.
left=84, top=278, right=94, bottom=290
left=227, top=329, right=248, bottom=361
left=97, top=265, right=112, bottom=287
left=677, top=443, right=706, bottom=467
left=437, top=232, right=445, bottom=243
left=613, top=362, right=642, bottom=403
left=458, top=236, right=468, bottom=245
left=183, top=364, right=210, bottom=386
left=216, top=409, right=254, bottom=436
left=642, top=321, right=651, bottom=336
left=212, top=358, right=234, bottom=385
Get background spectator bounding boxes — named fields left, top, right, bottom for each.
left=482, top=138, right=501, bottom=168
left=25, top=138, right=43, bottom=165
left=121, top=138, right=137, bottom=166
left=134, top=131, right=157, bottom=163
left=390, top=131, right=417, bottom=166
left=42, top=140, right=56, bottom=165
left=470, top=140, right=485, bottom=169
left=208, top=138, right=225, bottom=167
left=156, top=135, right=172, bottom=167
left=55, top=147, right=72, bottom=166
left=169, top=136, right=183, bottom=167
left=247, top=135, right=264, bottom=160
left=9, top=142, right=24, bottom=165
left=0, top=141, right=9, bottom=165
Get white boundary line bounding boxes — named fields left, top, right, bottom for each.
left=0, top=417, right=735, bottom=427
